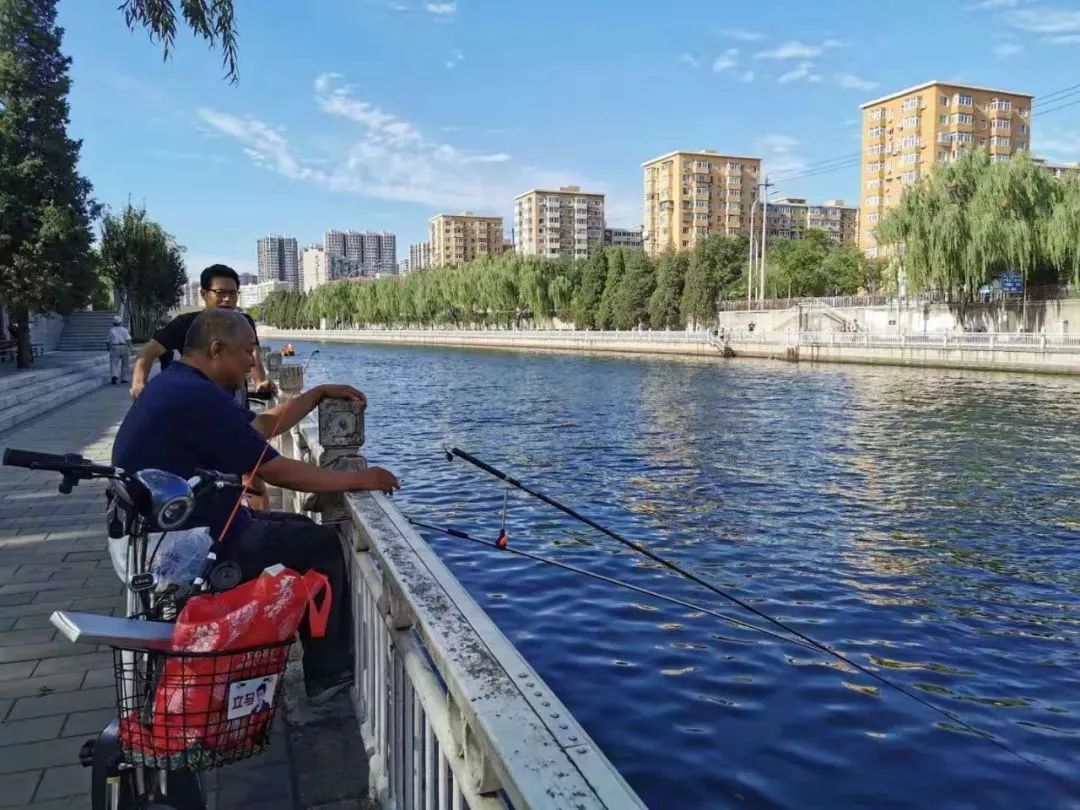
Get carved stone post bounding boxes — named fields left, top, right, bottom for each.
left=278, top=363, right=304, bottom=393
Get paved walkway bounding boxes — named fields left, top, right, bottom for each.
left=0, top=386, right=297, bottom=808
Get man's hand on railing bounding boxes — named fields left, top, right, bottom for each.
left=318, top=383, right=367, bottom=408
left=349, top=466, right=399, bottom=495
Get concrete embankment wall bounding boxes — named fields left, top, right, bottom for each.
left=258, top=327, right=1080, bottom=375
left=726, top=340, right=1080, bottom=374
left=259, top=328, right=719, bottom=356
left=717, top=298, right=1080, bottom=335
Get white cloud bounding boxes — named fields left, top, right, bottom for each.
left=740, top=70, right=755, bottom=83
left=757, top=134, right=807, bottom=178
left=425, top=1, right=457, bottom=15
left=777, top=62, right=822, bottom=84
left=757, top=41, right=822, bottom=60
left=969, top=0, right=1027, bottom=7
left=1007, top=7, right=1080, bottom=36
left=196, top=74, right=596, bottom=212
left=712, top=48, right=739, bottom=72
left=835, top=72, right=878, bottom=91
left=1050, top=33, right=1080, bottom=43
left=721, top=27, right=765, bottom=42
left=678, top=52, right=701, bottom=68
left=445, top=49, right=464, bottom=69
left=993, top=41, right=1024, bottom=57
left=1035, top=126, right=1080, bottom=161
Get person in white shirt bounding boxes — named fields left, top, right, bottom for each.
left=106, top=315, right=132, bottom=385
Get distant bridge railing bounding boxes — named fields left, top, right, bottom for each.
left=264, top=352, right=646, bottom=810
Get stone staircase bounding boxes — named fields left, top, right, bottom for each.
left=0, top=353, right=111, bottom=434
left=58, top=311, right=120, bottom=351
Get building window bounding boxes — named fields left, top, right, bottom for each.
left=990, top=99, right=1012, bottom=111
left=903, top=116, right=918, bottom=129
left=868, top=213, right=880, bottom=224
left=939, top=115, right=948, bottom=125
left=869, top=108, right=886, bottom=120
left=957, top=132, right=973, bottom=143
left=1016, top=140, right=1027, bottom=151
left=991, top=154, right=1010, bottom=163
left=902, top=97, right=920, bottom=111
left=901, top=153, right=918, bottom=164
left=952, top=113, right=974, bottom=125
left=992, top=118, right=1010, bottom=131
left=990, top=136, right=1011, bottom=148
left=867, top=161, right=882, bottom=172
left=940, top=95, right=950, bottom=106
left=868, top=144, right=884, bottom=155
left=866, top=195, right=881, bottom=206
left=900, top=135, right=919, bottom=148
left=902, top=170, right=919, bottom=182
left=955, top=94, right=973, bottom=106
left=868, top=126, right=885, bottom=137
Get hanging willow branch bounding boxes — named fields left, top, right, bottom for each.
left=120, top=0, right=238, bottom=83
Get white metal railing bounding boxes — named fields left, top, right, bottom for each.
left=725, top=330, right=1080, bottom=352
left=279, top=412, right=645, bottom=810
left=261, top=326, right=1080, bottom=354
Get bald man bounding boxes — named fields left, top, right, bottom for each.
left=113, top=309, right=398, bottom=702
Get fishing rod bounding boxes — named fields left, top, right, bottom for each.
left=406, top=516, right=819, bottom=652
left=443, top=446, right=1056, bottom=777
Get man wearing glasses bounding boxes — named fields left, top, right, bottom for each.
left=130, top=264, right=274, bottom=402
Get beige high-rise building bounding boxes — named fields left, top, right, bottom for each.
left=514, top=186, right=605, bottom=259
left=859, top=81, right=1034, bottom=255
left=429, top=213, right=504, bottom=268
left=764, top=198, right=859, bottom=246
left=642, top=150, right=761, bottom=257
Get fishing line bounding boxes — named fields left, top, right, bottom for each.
left=407, top=516, right=819, bottom=651
left=443, top=446, right=1057, bottom=777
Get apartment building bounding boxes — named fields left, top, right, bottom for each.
left=1033, top=157, right=1080, bottom=180
left=604, top=226, right=644, bottom=250
left=642, top=150, right=761, bottom=257
left=324, top=230, right=397, bottom=274
left=859, top=81, right=1034, bottom=255
left=409, top=241, right=432, bottom=271
left=239, top=280, right=288, bottom=310
left=256, top=235, right=299, bottom=290
left=763, top=198, right=859, bottom=246
left=514, top=186, right=605, bottom=259
left=429, top=213, right=504, bottom=268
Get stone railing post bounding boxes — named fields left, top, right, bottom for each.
left=300, top=399, right=367, bottom=525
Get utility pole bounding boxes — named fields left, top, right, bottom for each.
left=747, top=188, right=758, bottom=312
left=758, top=175, right=774, bottom=303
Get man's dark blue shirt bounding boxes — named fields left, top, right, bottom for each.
left=112, top=362, right=277, bottom=540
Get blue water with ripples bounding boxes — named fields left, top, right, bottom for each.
left=288, top=340, right=1079, bottom=809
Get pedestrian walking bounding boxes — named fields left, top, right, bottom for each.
left=106, top=315, right=132, bottom=385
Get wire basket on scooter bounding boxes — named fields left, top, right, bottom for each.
left=113, top=640, right=291, bottom=772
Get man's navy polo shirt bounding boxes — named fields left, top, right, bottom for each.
left=112, top=362, right=277, bottom=540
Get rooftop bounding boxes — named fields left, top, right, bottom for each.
left=861, top=80, right=1035, bottom=108
left=642, top=150, right=762, bottom=166
left=515, top=186, right=605, bottom=199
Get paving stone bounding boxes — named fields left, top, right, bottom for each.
left=0, top=641, right=97, bottom=665
left=0, top=734, right=84, bottom=774
left=0, top=714, right=65, bottom=745
left=12, top=614, right=62, bottom=630
left=80, top=668, right=114, bottom=690
left=7, top=686, right=114, bottom=721
left=0, top=672, right=82, bottom=699
left=0, top=770, right=41, bottom=807
left=21, top=796, right=84, bottom=810
left=33, top=652, right=112, bottom=677
left=0, top=627, right=56, bottom=645
left=0, top=592, right=36, bottom=607
left=33, top=763, right=90, bottom=802
left=60, top=707, right=114, bottom=737
left=0, top=576, right=88, bottom=596
left=0, top=661, right=36, bottom=683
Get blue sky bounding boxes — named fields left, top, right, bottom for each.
left=58, top=0, right=1080, bottom=278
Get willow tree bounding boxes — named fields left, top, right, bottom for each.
left=121, top=0, right=238, bottom=82
left=1046, top=175, right=1080, bottom=285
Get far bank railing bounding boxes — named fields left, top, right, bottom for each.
left=262, top=350, right=646, bottom=810
left=716, top=284, right=1079, bottom=312
left=260, top=326, right=1080, bottom=354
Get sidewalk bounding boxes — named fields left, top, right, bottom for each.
left=0, top=385, right=297, bottom=808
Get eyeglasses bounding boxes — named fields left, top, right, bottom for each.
left=206, top=288, right=239, bottom=299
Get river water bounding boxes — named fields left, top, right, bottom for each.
left=290, top=340, right=1079, bottom=809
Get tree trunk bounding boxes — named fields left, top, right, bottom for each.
left=14, top=307, right=33, bottom=369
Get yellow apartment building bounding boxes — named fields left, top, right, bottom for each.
left=642, top=150, right=761, bottom=257
left=513, top=186, right=605, bottom=259
left=429, top=213, right=505, bottom=268
left=859, top=81, right=1034, bottom=255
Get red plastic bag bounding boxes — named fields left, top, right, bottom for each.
left=120, top=568, right=331, bottom=764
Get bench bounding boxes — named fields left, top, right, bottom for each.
left=0, top=343, right=45, bottom=363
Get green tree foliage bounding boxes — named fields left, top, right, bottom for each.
left=121, top=0, right=238, bottom=82
left=876, top=150, right=1079, bottom=296
left=648, top=252, right=688, bottom=329
left=681, top=233, right=748, bottom=327
left=611, top=249, right=655, bottom=329
left=97, top=203, right=186, bottom=340
left=0, top=0, right=97, bottom=366
left=595, top=248, right=626, bottom=329
left=572, top=247, right=607, bottom=328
